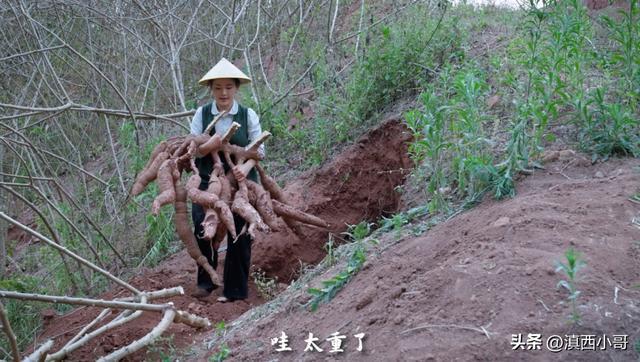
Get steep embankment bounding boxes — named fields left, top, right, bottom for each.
left=208, top=155, right=640, bottom=361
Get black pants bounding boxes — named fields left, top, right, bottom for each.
left=192, top=180, right=252, bottom=299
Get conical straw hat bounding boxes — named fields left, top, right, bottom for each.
left=198, top=58, right=251, bottom=86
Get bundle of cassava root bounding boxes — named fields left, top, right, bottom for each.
left=130, top=114, right=329, bottom=287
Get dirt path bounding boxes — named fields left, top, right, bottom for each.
left=205, top=155, right=640, bottom=361
left=34, top=118, right=412, bottom=360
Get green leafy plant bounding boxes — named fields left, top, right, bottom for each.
left=307, top=242, right=366, bottom=312
left=556, top=248, right=586, bottom=324
left=209, top=321, right=230, bottom=362
left=579, top=88, right=640, bottom=161
left=405, top=65, right=498, bottom=209
left=381, top=212, right=409, bottom=238
left=342, top=221, right=373, bottom=242
left=146, top=335, right=178, bottom=362
left=306, top=221, right=374, bottom=311
left=251, top=268, right=279, bottom=301
left=601, top=0, right=640, bottom=106
left=324, top=234, right=337, bottom=266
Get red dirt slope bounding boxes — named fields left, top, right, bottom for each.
left=253, top=118, right=412, bottom=282
left=210, top=155, right=640, bottom=361
left=33, top=118, right=411, bottom=361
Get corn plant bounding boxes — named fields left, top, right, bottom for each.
left=556, top=248, right=586, bottom=325
left=404, top=90, right=452, bottom=213
left=601, top=0, right=640, bottom=107
left=580, top=88, right=640, bottom=160
left=450, top=68, right=496, bottom=200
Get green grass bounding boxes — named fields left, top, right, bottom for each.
left=0, top=276, right=46, bottom=354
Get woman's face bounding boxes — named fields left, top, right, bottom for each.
left=211, top=78, right=238, bottom=111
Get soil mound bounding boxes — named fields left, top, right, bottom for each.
left=253, top=118, right=412, bottom=281
left=219, top=155, right=640, bottom=361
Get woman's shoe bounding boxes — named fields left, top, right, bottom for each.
left=217, top=296, right=229, bottom=303
left=192, top=288, right=212, bottom=298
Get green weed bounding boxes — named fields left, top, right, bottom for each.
left=146, top=335, right=178, bottom=362
left=306, top=221, right=373, bottom=311
left=251, top=269, right=279, bottom=301
left=342, top=221, right=373, bottom=242
left=324, top=234, right=337, bottom=266
left=209, top=321, right=230, bottom=362
left=0, top=276, right=45, bottom=354
left=307, top=242, right=366, bottom=312
left=556, top=248, right=586, bottom=325
left=135, top=184, right=178, bottom=267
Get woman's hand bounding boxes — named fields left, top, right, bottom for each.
left=232, top=165, right=246, bottom=183
left=246, top=148, right=263, bottom=161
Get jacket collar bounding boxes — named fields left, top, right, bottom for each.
left=211, top=100, right=238, bottom=115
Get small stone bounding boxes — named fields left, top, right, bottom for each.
left=594, top=171, right=605, bottom=178
left=483, top=261, right=497, bottom=271
left=356, top=294, right=374, bottom=310
left=391, top=286, right=406, bottom=299
left=525, top=269, right=533, bottom=276
left=493, top=217, right=510, bottom=227
left=393, top=315, right=405, bottom=325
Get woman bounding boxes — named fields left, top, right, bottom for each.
left=189, top=58, right=264, bottom=302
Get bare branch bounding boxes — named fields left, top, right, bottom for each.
left=0, top=44, right=66, bottom=62
left=23, top=340, right=53, bottom=362
left=0, top=302, right=20, bottom=362
left=0, top=212, right=140, bottom=294
left=97, top=308, right=176, bottom=362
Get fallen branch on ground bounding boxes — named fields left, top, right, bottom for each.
left=0, top=288, right=210, bottom=361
